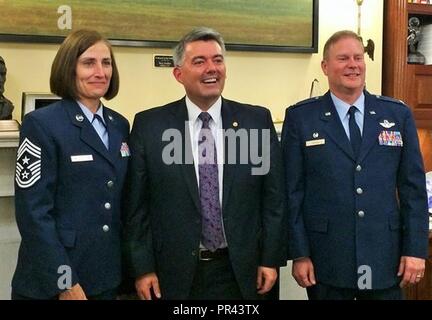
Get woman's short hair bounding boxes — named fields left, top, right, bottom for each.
left=50, top=29, right=119, bottom=100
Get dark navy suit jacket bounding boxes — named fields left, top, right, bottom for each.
left=123, top=97, right=286, bottom=299
left=12, top=99, right=129, bottom=298
left=282, top=91, right=429, bottom=289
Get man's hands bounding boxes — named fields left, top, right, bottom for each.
left=291, top=256, right=426, bottom=289
left=292, top=257, right=316, bottom=288
left=58, top=283, right=87, bottom=300
left=257, top=266, right=278, bottom=295
left=135, top=272, right=162, bottom=300
left=398, top=256, right=425, bottom=287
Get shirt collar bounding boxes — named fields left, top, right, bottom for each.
left=76, top=100, right=105, bottom=125
left=185, top=96, right=222, bottom=126
left=331, top=92, right=365, bottom=120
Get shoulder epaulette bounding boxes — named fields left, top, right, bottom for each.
left=291, top=96, right=321, bottom=109
left=375, top=95, right=407, bottom=107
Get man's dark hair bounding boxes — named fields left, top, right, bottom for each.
left=173, top=27, right=226, bottom=66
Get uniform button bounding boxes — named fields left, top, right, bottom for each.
left=104, top=202, right=111, bottom=210
left=358, top=210, right=365, bottom=218
left=356, top=165, right=362, bottom=172
left=102, top=225, right=110, bottom=232
left=356, top=188, right=363, bottom=195
left=191, top=250, right=196, bottom=256
left=107, top=181, right=114, bottom=188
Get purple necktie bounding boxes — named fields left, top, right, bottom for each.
left=198, top=112, right=224, bottom=252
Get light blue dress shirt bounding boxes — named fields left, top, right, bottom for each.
left=331, top=92, right=365, bottom=139
left=77, top=101, right=109, bottom=149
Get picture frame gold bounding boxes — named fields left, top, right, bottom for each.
left=0, top=0, right=319, bottom=53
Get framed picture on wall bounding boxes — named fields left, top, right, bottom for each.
left=21, top=92, right=61, bottom=121
left=0, top=0, right=319, bottom=53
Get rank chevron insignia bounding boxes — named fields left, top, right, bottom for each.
left=15, top=138, right=42, bottom=188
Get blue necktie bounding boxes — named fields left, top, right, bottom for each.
left=198, top=112, right=224, bottom=252
left=348, top=106, right=362, bottom=157
left=92, top=114, right=109, bottom=150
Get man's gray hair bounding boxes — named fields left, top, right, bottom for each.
left=173, top=27, right=226, bottom=66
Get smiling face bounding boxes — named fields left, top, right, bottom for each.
left=75, top=41, right=112, bottom=111
left=173, top=40, right=226, bottom=110
left=321, top=36, right=366, bottom=104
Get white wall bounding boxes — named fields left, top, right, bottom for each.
left=0, top=0, right=383, bottom=124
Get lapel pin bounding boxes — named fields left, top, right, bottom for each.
left=313, top=132, right=319, bottom=138
left=369, top=110, right=376, bottom=115
left=232, top=121, right=238, bottom=127
left=108, top=115, right=114, bottom=121
left=75, top=114, right=84, bottom=122
left=325, top=112, right=331, bottom=116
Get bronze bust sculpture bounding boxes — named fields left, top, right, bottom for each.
left=0, top=56, right=14, bottom=120
left=407, top=17, right=426, bottom=65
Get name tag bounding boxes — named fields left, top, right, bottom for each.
left=306, top=139, right=325, bottom=147
left=71, top=154, right=94, bottom=162
left=378, top=131, right=403, bottom=147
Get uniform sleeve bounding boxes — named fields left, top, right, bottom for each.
left=281, top=107, right=311, bottom=259
left=15, top=114, right=78, bottom=296
left=397, top=108, right=429, bottom=258
left=259, top=109, right=287, bottom=267
left=122, top=114, right=156, bottom=278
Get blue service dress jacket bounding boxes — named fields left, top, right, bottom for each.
left=12, top=99, right=130, bottom=298
left=282, top=90, right=429, bottom=290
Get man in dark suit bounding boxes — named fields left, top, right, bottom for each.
left=281, top=30, right=429, bottom=300
left=123, top=27, right=286, bottom=300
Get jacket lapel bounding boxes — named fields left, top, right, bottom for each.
left=320, top=92, right=356, bottom=161
left=64, top=99, right=115, bottom=166
left=170, top=98, right=200, bottom=212
left=357, top=92, right=382, bottom=163
left=221, top=99, right=238, bottom=212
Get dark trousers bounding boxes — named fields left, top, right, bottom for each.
left=11, top=287, right=118, bottom=300
left=188, top=255, right=243, bottom=300
left=306, top=282, right=403, bottom=300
